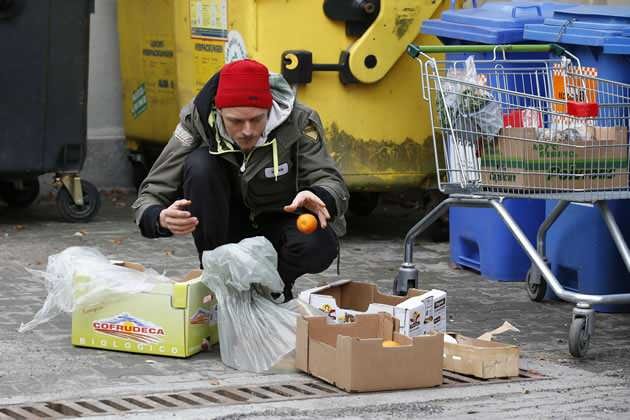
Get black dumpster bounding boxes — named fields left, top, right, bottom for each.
left=0, top=0, right=100, bottom=221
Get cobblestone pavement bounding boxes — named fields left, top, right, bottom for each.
left=1, top=191, right=629, bottom=418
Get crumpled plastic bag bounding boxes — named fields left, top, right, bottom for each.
left=18, top=247, right=171, bottom=333
left=201, top=236, right=324, bottom=373
left=441, top=56, right=503, bottom=142
left=439, top=56, right=504, bottom=185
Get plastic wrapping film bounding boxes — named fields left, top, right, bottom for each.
left=201, top=236, right=325, bottom=373
left=440, top=56, right=503, bottom=184
left=442, top=55, right=503, bottom=142
left=18, top=247, right=171, bottom=333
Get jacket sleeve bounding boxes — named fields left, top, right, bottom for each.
left=295, top=109, right=349, bottom=221
left=132, top=102, right=201, bottom=236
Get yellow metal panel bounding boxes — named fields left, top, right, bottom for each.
left=118, top=0, right=180, bottom=142
left=174, top=0, right=231, bottom=105
left=229, top=0, right=452, bottom=190
left=118, top=0, right=456, bottom=190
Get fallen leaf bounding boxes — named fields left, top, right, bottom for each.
left=110, top=238, right=124, bottom=246
left=164, top=249, right=174, bottom=256
left=79, top=229, right=88, bottom=235
left=14, top=225, right=24, bottom=231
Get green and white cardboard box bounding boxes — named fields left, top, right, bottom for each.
left=71, top=262, right=218, bottom=358
left=480, top=126, right=629, bottom=191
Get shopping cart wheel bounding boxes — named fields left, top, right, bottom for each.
left=56, top=180, right=101, bottom=222
left=525, top=263, right=547, bottom=302
left=568, top=317, right=591, bottom=358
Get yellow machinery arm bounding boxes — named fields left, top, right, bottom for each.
left=282, top=0, right=445, bottom=85
left=347, top=0, right=442, bottom=83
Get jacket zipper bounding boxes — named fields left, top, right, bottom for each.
left=239, top=139, right=278, bottom=176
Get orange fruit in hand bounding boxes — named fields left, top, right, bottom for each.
left=296, top=213, right=318, bottom=234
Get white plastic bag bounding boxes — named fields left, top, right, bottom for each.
left=443, top=56, right=503, bottom=139
left=201, top=236, right=321, bottom=373
left=440, top=56, right=504, bottom=185
left=18, top=247, right=171, bottom=332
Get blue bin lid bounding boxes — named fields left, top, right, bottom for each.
left=524, top=23, right=624, bottom=47
left=543, top=17, right=630, bottom=32
left=420, top=1, right=573, bottom=44
left=603, top=36, right=630, bottom=55
left=553, top=5, right=630, bottom=25
left=420, top=19, right=526, bottom=44
left=523, top=5, right=630, bottom=54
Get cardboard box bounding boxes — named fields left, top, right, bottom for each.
left=296, top=313, right=443, bottom=392
left=443, top=333, right=519, bottom=379
left=481, top=126, right=629, bottom=191
left=298, top=280, right=447, bottom=336
left=71, top=262, right=218, bottom=358
left=419, top=289, right=447, bottom=333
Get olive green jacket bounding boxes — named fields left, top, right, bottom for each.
left=132, top=74, right=348, bottom=236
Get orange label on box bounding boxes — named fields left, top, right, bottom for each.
left=552, top=64, right=598, bottom=114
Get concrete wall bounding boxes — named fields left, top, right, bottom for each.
left=82, top=0, right=133, bottom=190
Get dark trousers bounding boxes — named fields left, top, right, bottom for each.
left=183, top=147, right=338, bottom=297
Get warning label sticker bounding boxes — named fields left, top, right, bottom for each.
left=131, top=83, right=147, bottom=119
left=190, top=0, right=228, bottom=40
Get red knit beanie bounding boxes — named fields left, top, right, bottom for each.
left=214, top=59, right=273, bottom=109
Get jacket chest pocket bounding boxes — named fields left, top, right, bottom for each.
left=249, top=160, right=296, bottom=199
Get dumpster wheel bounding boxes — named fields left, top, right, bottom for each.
left=56, top=178, right=101, bottom=222
left=349, top=192, right=380, bottom=216
left=0, top=179, right=40, bottom=208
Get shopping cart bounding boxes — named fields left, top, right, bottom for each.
left=395, top=43, right=630, bottom=357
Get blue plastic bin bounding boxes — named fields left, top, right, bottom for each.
left=524, top=5, right=630, bottom=312
left=420, top=1, right=569, bottom=281
left=449, top=200, right=544, bottom=281
left=544, top=201, right=630, bottom=313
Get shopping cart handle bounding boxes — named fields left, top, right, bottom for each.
left=406, top=43, right=567, bottom=58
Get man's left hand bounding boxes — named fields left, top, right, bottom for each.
left=283, top=190, right=330, bottom=229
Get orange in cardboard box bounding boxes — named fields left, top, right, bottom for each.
left=296, top=313, right=443, bottom=392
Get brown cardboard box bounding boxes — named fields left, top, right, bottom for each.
left=298, top=280, right=447, bottom=336
left=296, top=313, right=443, bottom=392
left=443, top=333, right=519, bottom=379
left=481, top=126, right=629, bottom=191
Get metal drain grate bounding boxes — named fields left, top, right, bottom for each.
left=0, top=370, right=545, bottom=419
left=0, top=381, right=342, bottom=419
left=442, top=368, right=546, bottom=387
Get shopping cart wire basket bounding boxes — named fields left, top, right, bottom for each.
left=395, top=43, right=630, bottom=357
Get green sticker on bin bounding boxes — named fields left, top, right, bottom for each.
left=131, top=83, right=147, bottom=119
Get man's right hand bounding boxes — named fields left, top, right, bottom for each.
left=159, top=199, right=198, bottom=235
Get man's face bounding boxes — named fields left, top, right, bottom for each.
left=219, top=107, right=269, bottom=153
